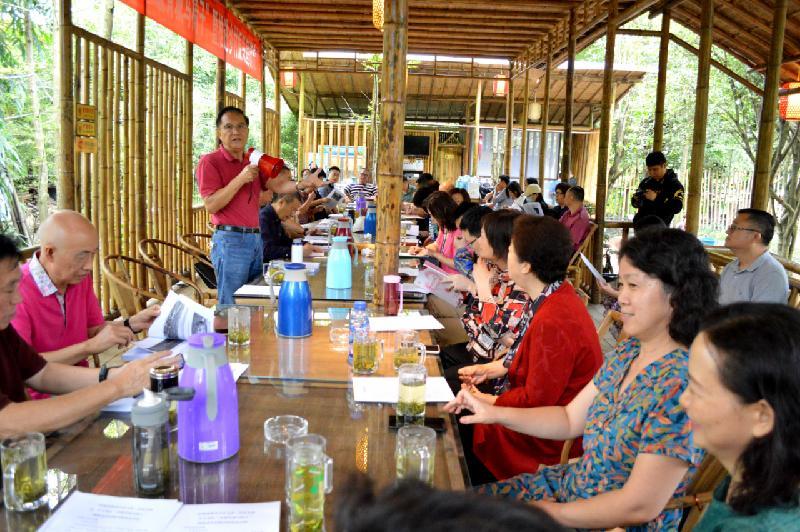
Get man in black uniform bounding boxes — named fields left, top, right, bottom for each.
left=631, top=151, right=684, bottom=226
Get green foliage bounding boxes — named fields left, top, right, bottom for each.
left=281, top=111, right=298, bottom=169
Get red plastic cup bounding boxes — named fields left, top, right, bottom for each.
left=384, top=275, right=403, bottom=316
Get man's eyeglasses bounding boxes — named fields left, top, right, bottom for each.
left=221, top=123, right=249, bottom=132
left=727, top=224, right=759, bottom=234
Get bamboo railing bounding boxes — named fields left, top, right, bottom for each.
left=71, top=27, right=193, bottom=313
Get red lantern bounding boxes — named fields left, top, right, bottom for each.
left=493, top=77, right=508, bottom=98
left=281, top=71, right=297, bottom=89
left=779, top=82, right=800, bottom=121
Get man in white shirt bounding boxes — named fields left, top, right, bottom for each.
left=719, top=208, right=789, bottom=305
left=344, top=168, right=377, bottom=201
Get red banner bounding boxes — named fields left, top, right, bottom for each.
left=119, top=0, right=263, bottom=81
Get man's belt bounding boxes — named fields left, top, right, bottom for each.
left=215, top=225, right=260, bottom=234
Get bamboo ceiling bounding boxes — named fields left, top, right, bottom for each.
left=277, top=53, right=645, bottom=125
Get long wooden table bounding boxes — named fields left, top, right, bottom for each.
left=0, top=308, right=467, bottom=530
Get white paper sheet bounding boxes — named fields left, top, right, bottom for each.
left=368, top=315, right=443, bottom=332
left=149, top=291, right=214, bottom=341
left=234, top=285, right=280, bottom=298
left=399, top=267, right=419, bottom=277
left=579, top=253, right=605, bottom=284
left=229, top=362, right=249, bottom=382
left=167, top=502, right=280, bottom=532
left=40, top=492, right=183, bottom=532
left=304, top=236, right=330, bottom=245
left=352, top=377, right=455, bottom=403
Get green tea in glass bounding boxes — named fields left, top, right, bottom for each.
left=395, top=425, right=436, bottom=485
left=1, top=433, right=48, bottom=512
left=227, top=306, right=251, bottom=346
left=392, top=330, right=426, bottom=371
left=352, top=332, right=382, bottom=375
left=286, top=434, right=333, bottom=532
left=397, top=363, right=427, bottom=425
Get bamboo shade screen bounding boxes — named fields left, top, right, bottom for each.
left=71, top=27, right=193, bottom=314
left=263, top=108, right=279, bottom=156
left=193, top=205, right=211, bottom=233
left=225, top=91, right=245, bottom=110
left=302, top=118, right=372, bottom=180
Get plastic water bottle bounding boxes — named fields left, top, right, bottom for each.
left=291, top=238, right=304, bottom=263
left=348, top=301, right=369, bottom=365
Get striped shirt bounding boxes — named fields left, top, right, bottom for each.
left=344, top=182, right=378, bottom=198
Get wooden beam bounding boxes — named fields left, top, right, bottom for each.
left=297, top=72, right=305, bottom=168
left=669, top=34, right=763, bottom=95
left=520, top=64, right=530, bottom=181
left=473, top=80, right=482, bottom=174
left=504, top=76, right=514, bottom=175
left=56, top=0, right=74, bottom=209
left=617, top=28, right=661, bottom=37
left=560, top=8, right=576, bottom=182
left=686, top=0, right=713, bottom=235
left=274, top=60, right=282, bottom=155
left=648, top=0, right=690, bottom=18
left=752, top=0, right=789, bottom=211
left=653, top=9, right=670, bottom=152
left=375, top=0, right=408, bottom=305
left=754, top=52, right=800, bottom=71
left=539, top=37, right=552, bottom=183
left=592, top=0, right=617, bottom=303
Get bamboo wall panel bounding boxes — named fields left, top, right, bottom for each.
left=225, top=91, right=245, bottom=110
left=263, top=108, right=279, bottom=155
left=71, top=28, right=192, bottom=314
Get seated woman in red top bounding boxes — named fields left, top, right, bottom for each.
left=450, top=215, right=603, bottom=484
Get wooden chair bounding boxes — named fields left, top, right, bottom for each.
left=669, top=455, right=727, bottom=531
left=178, top=232, right=212, bottom=260
left=102, top=254, right=203, bottom=316
left=137, top=239, right=214, bottom=304
left=567, top=222, right=598, bottom=289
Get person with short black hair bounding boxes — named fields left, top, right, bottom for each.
left=344, top=167, right=378, bottom=201
left=446, top=228, right=718, bottom=529
left=506, top=182, right=524, bottom=210
left=719, top=208, right=789, bottom=304
left=0, top=234, right=178, bottom=438
left=631, top=151, right=684, bottom=226
left=259, top=192, right=321, bottom=262
left=335, top=475, right=567, bottom=532
left=197, top=106, right=322, bottom=304
left=401, top=175, right=416, bottom=203
left=549, top=182, right=571, bottom=219
left=449, top=187, right=471, bottom=206
left=411, top=192, right=459, bottom=273
left=486, top=175, right=513, bottom=210
left=449, top=215, right=603, bottom=484
left=680, top=303, right=800, bottom=529
left=559, top=186, right=591, bottom=251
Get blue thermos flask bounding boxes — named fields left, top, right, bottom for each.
left=277, top=263, right=313, bottom=338
left=363, top=204, right=377, bottom=241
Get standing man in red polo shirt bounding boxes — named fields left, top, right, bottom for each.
left=197, top=106, right=322, bottom=305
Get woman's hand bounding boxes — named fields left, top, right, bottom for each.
left=472, top=258, right=496, bottom=302
left=457, top=360, right=507, bottom=386
left=408, top=246, right=428, bottom=257
left=445, top=274, right=476, bottom=294
left=441, top=389, right=497, bottom=425
left=464, top=386, right=498, bottom=406
left=598, top=279, right=619, bottom=298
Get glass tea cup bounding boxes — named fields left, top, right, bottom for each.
left=1, top=432, right=48, bottom=512
left=285, top=434, right=333, bottom=532
left=395, top=425, right=436, bottom=485
left=392, top=330, right=426, bottom=371
left=351, top=331, right=383, bottom=375
left=227, top=306, right=251, bottom=346
left=397, top=363, right=427, bottom=425
left=264, top=415, right=308, bottom=458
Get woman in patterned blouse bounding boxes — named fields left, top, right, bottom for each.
left=444, top=228, right=719, bottom=531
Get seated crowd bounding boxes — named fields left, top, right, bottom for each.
left=1, top=153, right=799, bottom=529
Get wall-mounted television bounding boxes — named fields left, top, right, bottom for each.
left=404, top=135, right=430, bottom=157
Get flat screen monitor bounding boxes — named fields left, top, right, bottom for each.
left=404, top=135, right=430, bottom=157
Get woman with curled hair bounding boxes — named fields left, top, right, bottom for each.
left=681, top=303, right=800, bottom=529
left=411, top=191, right=459, bottom=273
left=445, top=228, right=718, bottom=530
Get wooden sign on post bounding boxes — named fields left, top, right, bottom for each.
left=75, top=137, right=97, bottom=153
left=76, top=104, right=97, bottom=121
left=75, top=103, right=97, bottom=153
left=76, top=121, right=97, bottom=137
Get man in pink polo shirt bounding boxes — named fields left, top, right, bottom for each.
left=12, top=211, right=161, bottom=398
left=559, top=186, right=592, bottom=251
left=197, top=106, right=322, bottom=305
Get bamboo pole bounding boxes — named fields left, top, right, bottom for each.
left=539, top=37, right=551, bottom=183
left=260, top=60, right=266, bottom=151
left=560, top=8, right=576, bottom=182
left=216, top=58, right=226, bottom=114
left=752, top=0, right=789, bottom=211
left=123, top=55, right=131, bottom=256
left=519, top=65, right=530, bottom=181
left=653, top=10, right=670, bottom=152
left=134, top=15, right=146, bottom=289
left=344, top=123, right=351, bottom=177
left=503, top=76, right=514, bottom=175
left=686, top=0, right=714, bottom=235
left=591, top=0, right=617, bottom=304
left=185, top=43, right=193, bottom=232
left=274, top=61, right=281, bottom=156
left=369, top=73, right=379, bottom=178
left=97, top=46, right=108, bottom=307
left=336, top=121, right=342, bottom=169
left=297, top=73, right=305, bottom=168
left=473, top=81, right=482, bottom=175
left=113, top=51, right=121, bottom=257
left=80, top=39, right=90, bottom=216
left=374, top=0, right=408, bottom=305
left=56, top=0, right=75, bottom=209
left=240, top=71, right=247, bottom=112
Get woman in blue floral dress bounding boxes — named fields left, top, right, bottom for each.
left=444, top=228, right=719, bottom=530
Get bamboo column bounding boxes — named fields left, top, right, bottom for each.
left=134, top=14, right=146, bottom=262
left=370, top=72, right=380, bottom=178
left=653, top=10, right=671, bottom=152
left=56, top=0, right=75, bottom=208
left=185, top=42, right=193, bottom=232
left=240, top=71, right=247, bottom=112
left=560, top=9, right=576, bottom=182
left=297, top=73, right=305, bottom=168
left=519, top=65, right=530, bottom=181
left=592, top=0, right=618, bottom=303
left=374, top=0, right=408, bottom=305
left=503, top=77, right=514, bottom=175
left=539, top=37, right=552, bottom=182
left=274, top=61, right=281, bottom=155
left=260, top=60, right=266, bottom=151
left=686, top=0, right=714, bottom=235
left=752, top=0, right=789, bottom=210
left=216, top=59, right=225, bottom=113
left=472, top=81, right=482, bottom=175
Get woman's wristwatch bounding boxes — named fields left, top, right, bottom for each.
left=123, top=318, right=136, bottom=333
